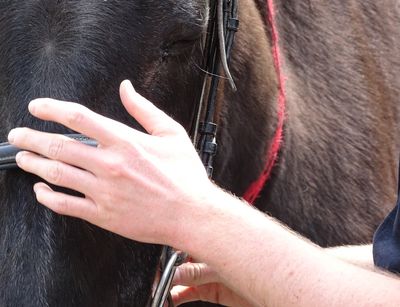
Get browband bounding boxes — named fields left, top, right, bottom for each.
left=0, top=134, right=97, bottom=170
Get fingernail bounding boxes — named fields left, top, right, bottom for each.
left=15, top=151, right=24, bottom=164
left=33, top=183, right=40, bottom=194
left=28, top=99, right=38, bottom=115
left=34, top=183, right=48, bottom=195
left=8, top=129, right=15, bottom=143
left=124, top=80, right=136, bottom=93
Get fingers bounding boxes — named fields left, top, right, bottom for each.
left=171, top=285, right=208, bottom=305
left=27, top=97, right=134, bottom=146
left=173, top=263, right=219, bottom=286
left=8, top=129, right=100, bottom=173
left=22, top=80, right=177, bottom=146
left=171, top=284, right=222, bottom=306
left=33, top=182, right=98, bottom=221
left=16, top=151, right=96, bottom=196
left=171, top=283, right=253, bottom=307
left=119, top=80, right=186, bottom=137
left=172, top=263, right=253, bottom=306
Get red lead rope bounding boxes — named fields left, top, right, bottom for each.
left=242, top=0, right=287, bottom=204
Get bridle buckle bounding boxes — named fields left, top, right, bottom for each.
left=150, top=247, right=187, bottom=307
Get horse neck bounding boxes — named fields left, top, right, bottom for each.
left=216, top=0, right=400, bottom=246
left=262, top=0, right=400, bottom=245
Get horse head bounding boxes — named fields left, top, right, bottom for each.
left=0, top=1, right=213, bottom=306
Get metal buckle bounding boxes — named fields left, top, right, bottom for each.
left=151, top=247, right=187, bottom=307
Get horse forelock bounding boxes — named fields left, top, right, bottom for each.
left=0, top=1, right=207, bottom=131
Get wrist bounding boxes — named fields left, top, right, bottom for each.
left=169, top=184, right=252, bottom=258
left=165, top=182, right=228, bottom=251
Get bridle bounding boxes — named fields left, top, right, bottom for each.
left=192, top=0, right=238, bottom=177
left=152, top=0, right=239, bottom=305
left=0, top=0, right=239, bottom=306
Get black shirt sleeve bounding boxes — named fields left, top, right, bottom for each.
left=373, top=164, right=400, bottom=273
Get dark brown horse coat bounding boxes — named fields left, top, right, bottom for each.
left=0, top=0, right=399, bottom=306
left=235, top=0, right=400, bottom=246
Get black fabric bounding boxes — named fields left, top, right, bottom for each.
left=373, top=163, right=400, bottom=273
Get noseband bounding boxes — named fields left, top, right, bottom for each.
left=0, top=0, right=239, bottom=306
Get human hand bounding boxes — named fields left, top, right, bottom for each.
left=7, top=80, right=214, bottom=245
left=172, top=262, right=254, bottom=306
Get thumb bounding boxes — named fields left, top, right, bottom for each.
left=119, top=80, right=183, bottom=136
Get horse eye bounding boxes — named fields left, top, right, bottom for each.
left=163, top=22, right=204, bottom=58
left=163, top=38, right=200, bottom=57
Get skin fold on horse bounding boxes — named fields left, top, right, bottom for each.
left=0, top=0, right=399, bottom=306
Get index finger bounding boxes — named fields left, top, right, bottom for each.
left=28, top=98, right=135, bottom=146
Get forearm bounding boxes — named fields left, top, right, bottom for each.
left=325, top=244, right=377, bottom=271
left=170, top=187, right=400, bottom=307
left=9, top=86, right=399, bottom=306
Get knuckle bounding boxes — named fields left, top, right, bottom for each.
left=104, top=156, right=126, bottom=177
left=116, top=138, right=132, bottom=151
left=47, top=138, right=64, bottom=159
left=189, top=263, right=205, bottom=283
left=172, top=122, right=188, bottom=137
left=96, top=206, right=112, bottom=225
left=66, top=106, right=86, bottom=126
left=53, top=197, right=69, bottom=215
left=46, top=162, right=63, bottom=184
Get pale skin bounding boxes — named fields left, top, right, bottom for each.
left=7, top=80, right=400, bottom=306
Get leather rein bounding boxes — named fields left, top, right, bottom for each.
left=0, top=1, right=239, bottom=306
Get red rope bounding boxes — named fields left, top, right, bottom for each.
left=243, top=0, right=286, bottom=204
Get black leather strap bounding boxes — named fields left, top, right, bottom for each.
left=0, top=134, right=97, bottom=170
